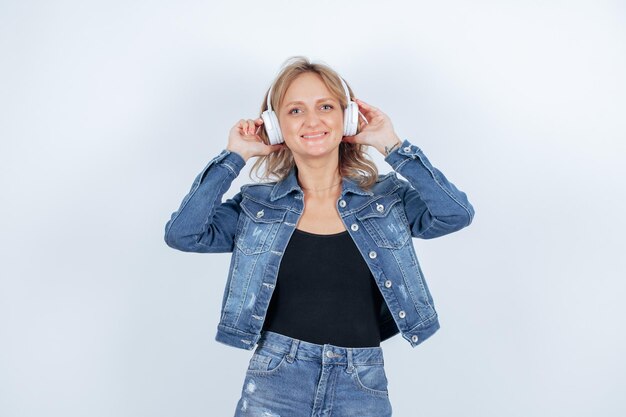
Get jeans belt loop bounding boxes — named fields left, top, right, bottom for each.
left=287, top=339, right=299, bottom=363
left=346, top=348, right=355, bottom=373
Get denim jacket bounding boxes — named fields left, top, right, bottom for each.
left=164, top=139, right=474, bottom=350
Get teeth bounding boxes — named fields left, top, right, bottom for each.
left=302, top=133, right=325, bottom=138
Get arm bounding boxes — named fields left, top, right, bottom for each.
left=385, top=140, right=474, bottom=239
left=164, top=149, right=246, bottom=253
left=165, top=117, right=284, bottom=253
left=343, top=98, right=474, bottom=239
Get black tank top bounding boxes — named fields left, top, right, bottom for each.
left=262, top=228, right=384, bottom=347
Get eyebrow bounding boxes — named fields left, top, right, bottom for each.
left=283, top=97, right=338, bottom=107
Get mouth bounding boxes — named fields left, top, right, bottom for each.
left=300, top=131, right=328, bottom=140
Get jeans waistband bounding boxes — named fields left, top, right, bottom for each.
left=256, top=330, right=385, bottom=366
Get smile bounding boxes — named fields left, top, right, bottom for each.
left=301, top=132, right=328, bottom=139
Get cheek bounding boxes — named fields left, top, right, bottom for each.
left=321, top=113, right=343, bottom=128
left=279, top=120, right=298, bottom=137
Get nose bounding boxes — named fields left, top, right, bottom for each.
left=304, top=111, right=322, bottom=127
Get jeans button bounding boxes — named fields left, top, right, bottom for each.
left=398, top=310, right=406, bottom=319
left=369, top=251, right=377, bottom=259
left=339, top=200, right=347, bottom=208
left=351, top=224, right=359, bottom=231
left=384, top=280, right=392, bottom=288
left=411, top=335, right=419, bottom=343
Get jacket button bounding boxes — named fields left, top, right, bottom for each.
left=384, top=280, right=392, bottom=288
left=411, top=335, right=419, bottom=343
left=376, top=203, right=384, bottom=213
left=351, top=224, right=359, bottom=231
left=256, top=210, right=264, bottom=218
left=403, top=146, right=412, bottom=152
left=398, top=310, right=406, bottom=318
left=339, top=200, right=347, bottom=208
left=369, top=251, right=377, bottom=259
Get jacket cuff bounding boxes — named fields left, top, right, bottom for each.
left=211, top=149, right=246, bottom=175
left=196, top=149, right=246, bottom=184
left=383, top=139, right=421, bottom=168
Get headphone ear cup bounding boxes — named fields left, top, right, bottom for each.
left=343, top=101, right=359, bottom=137
left=261, top=110, right=284, bottom=145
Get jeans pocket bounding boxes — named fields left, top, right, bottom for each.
left=351, top=363, right=389, bottom=397
left=246, top=348, right=288, bottom=376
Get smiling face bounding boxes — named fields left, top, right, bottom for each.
left=277, top=72, right=344, bottom=161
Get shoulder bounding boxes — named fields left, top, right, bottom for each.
left=240, top=181, right=275, bottom=193
left=239, top=181, right=277, bottom=202
left=370, top=171, right=407, bottom=196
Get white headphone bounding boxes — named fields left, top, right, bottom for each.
left=261, top=76, right=362, bottom=145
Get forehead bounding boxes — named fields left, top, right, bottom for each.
left=281, top=72, right=339, bottom=104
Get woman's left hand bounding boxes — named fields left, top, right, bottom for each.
left=342, top=98, right=403, bottom=156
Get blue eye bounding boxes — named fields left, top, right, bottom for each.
left=288, top=104, right=333, bottom=115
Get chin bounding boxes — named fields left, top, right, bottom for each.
left=299, top=145, right=341, bottom=160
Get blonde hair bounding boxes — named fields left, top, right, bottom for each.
left=250, top=56, right=378, bottom=189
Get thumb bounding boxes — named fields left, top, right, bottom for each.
left=268, top=143, right=286, bottom=153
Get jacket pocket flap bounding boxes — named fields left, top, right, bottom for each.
left=355, top=195, right=402, bottom=220
left=240, top=198, right=287, bottom=223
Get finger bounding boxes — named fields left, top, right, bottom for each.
left=355, top=98, right=377, bottom=110
left=237, top=119, right=247, bottom=133
left=269, top=144, right=285, bottom=153
left=261, top=143, right=285, bottom=155
left=357, top=112, right=369, bottom=131
left=247, top=120, right=256, bottom=135
left=355, top=99, right=382, bottom=118
left=254, top=118, right=264, bottom=133
left=354, top=103, right=376, bottom=120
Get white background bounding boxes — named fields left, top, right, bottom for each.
left=1, top=1, right=625, bottom=416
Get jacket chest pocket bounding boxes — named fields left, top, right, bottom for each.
left=235, top=197, right=287, bottom=255
left=355, top=195, right=410, bottom=249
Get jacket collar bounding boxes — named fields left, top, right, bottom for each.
left=269, top=165, right=374, bottom=202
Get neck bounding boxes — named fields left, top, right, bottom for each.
left=294, top=155, right=342, bottom=198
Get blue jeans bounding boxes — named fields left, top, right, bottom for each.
left=234, top=330, right=393, bottom=416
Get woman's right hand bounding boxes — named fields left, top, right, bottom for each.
left=227, top=118, right=284, bottom=162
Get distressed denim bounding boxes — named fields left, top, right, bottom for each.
left=234, top=330, right=392, bottom=417
left=164, top=139, right=474, bottom=350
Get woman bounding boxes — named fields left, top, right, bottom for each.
left=164, top=56, right=474, bottom=416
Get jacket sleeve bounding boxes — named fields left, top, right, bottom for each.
left=164, top=149, right=246, bottom=253
left=384, top=139, right=475, bottom=239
